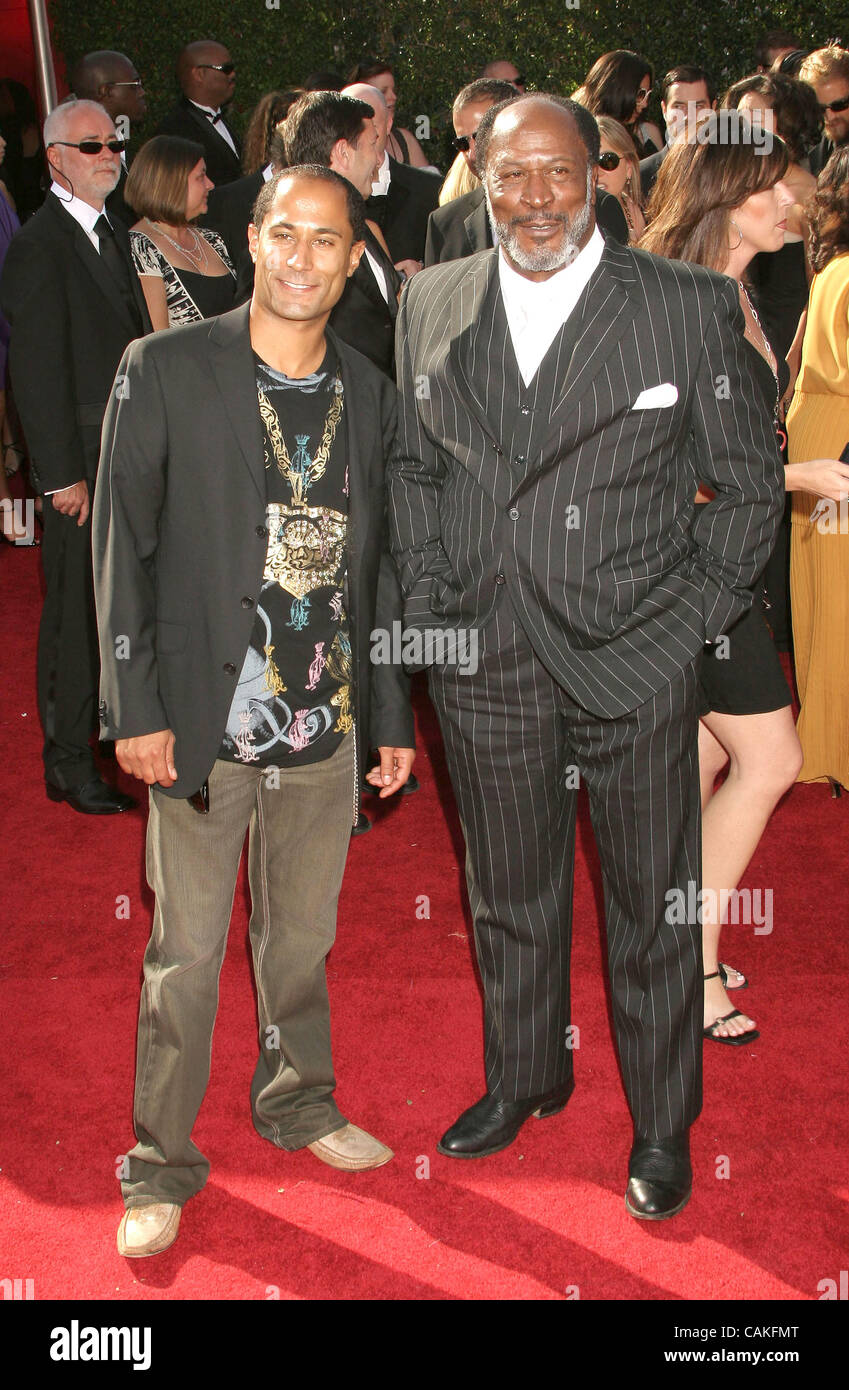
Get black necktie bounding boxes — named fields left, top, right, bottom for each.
left=94, top=214, right=143, bottom=330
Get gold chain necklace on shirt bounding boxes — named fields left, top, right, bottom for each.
left=258, top=371, right=343, bottom=504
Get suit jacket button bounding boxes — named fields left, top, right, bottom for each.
left=494, top=573, right=506, bottom=585
left=494, top=446, right=504, bottom=456
left=223, top=662, right=237, bottom=675
left=514, top=454, right=526, bottom=465
left=508, top=507, right=520, bottom=520
left=98, top=700, right=108, bottom=718
left=241, top=596, right=254, bottom=608
left=255, top=525, right=267, bottom=538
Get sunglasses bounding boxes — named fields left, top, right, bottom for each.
left=451, top=131, right=478, bottom=152
left=513, top=74, right=526, bottom=86
left=108, top=79, right=143, bottom=90
left=598, top=150, right=621, bottom=170
left=48, top=138, right=127, bottom=155
left=637, top=86, right=653, bottom=101
left=820, top=95, right=849, bottom=114
left=197, top=62, right=236, bottom=75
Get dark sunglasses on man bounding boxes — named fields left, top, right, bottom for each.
left=48, top=138, right=127, bottom=155
left=197, top=62, right=236, bottom=75
left=598, top=150, right=621, bottom=170
left=451, top=131, right=478, bottom=153
left=820, top=94, right=849, bottom=114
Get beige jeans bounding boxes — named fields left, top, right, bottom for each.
left=121, top=734, right=354, bottom=1209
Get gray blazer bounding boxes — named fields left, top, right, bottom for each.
left=388, top=238, right=784, bottom=718
left=93, top=303, right=414, bottom=797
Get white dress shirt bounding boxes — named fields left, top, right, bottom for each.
left=190, top=101, right=238, bottom=155
left=49, top=181, right=105, bottom=251
left=363, top=247, right=391, bottom=303
left=498, top=225, right=605, bottom=386
left=371, top=152, right=392, bottom=196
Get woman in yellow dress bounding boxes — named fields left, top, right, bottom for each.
left=787, top=148, right=849, bottom=791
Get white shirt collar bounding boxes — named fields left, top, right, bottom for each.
left=262, top=162, right=274, bottom=183
left=497, top=225, right=605, bottom=385
left=371, top=151, right=391, bottom=197
left=189, top=100, right=221, bottom=118
left=50, top=181, right=105, bottom=246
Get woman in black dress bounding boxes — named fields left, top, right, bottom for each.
left=125, top=136, right=236, bottom=330
left=641, top=116, right=849, bottom=1046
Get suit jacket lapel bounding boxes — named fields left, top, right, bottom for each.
left=359, top=227, right=399, bottom=319
left=534, top=239, right=640, bottom=451
left=207, top=302, right=265, bottom=503
left=464, top=192, right=492, bottom=253
left=328, top=326, right=365, bottom=595
left=181, top=97, right=240, bottom=161
left=47, top=194, right=143, bottom=338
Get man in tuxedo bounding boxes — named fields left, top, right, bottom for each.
left=0, top=99, right=150, bottom=813
left=342, top=82, right=440, bottom=267
left=282, top=91, right=400, bottom=377
left=93, top=166, right=415, bottom=1257
left=639, top=66, right=716, bottom=201
left=157, top=40, right=241, bottom=186
left=425, top=82, right=628, bottom=264
left=70, top=50, right=147, bottom=224
left=389, top=95, right=782, bottom=1219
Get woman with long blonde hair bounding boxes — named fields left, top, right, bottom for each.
left=595, top=116, right=645, bottom=240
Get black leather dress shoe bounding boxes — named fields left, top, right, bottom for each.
left=46, top=777, right=136, bottom=815
left=625, top=1134, right=692, bottom=1221
left=350, top=810, right=371, bottom=836
left=437, top=1078, right=575, bottom=1158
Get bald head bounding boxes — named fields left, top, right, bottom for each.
left=176, top=40, right=235, bottom=107
left=476, top=92, right=600, bottom=181
left=71, top=50, right=146, bottom=121
left=341, top=82, right=389, bottom=155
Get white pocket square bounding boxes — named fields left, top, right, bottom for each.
left=632, top=383, right=678, bottom=410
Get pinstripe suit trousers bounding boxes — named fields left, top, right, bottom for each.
left=429, top=598, right=704, bottom=1141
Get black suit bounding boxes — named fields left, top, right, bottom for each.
left=105, top=163, right=136, bottom=227
left=367, top=157, right=441, bottom=262
left=639, top=146, right=668, bottom=201
left=202, top=167, right=263, bottom=265
left=0, top=191, right=151, bottom=788
left=156, top=96, right=242, bottom=186
left=424, top=184, right=629, bottom=266
left=388, top=241, right=782, bottom=1136
left=94, top=304, right=413, bottom=799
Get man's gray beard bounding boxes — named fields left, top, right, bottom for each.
left=486, top=165, right=594, bottom=272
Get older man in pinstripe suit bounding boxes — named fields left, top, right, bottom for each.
left=388, top=94, right=783, bottom=1220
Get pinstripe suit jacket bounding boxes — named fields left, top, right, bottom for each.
left=388, top=237, right=784, bottom=717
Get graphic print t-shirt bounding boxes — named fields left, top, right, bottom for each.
left=219, top=349, right=352, bottom=767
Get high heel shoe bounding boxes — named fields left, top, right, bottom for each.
left=828, top=778, right=842, bottom=799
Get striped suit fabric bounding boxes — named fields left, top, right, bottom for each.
left=388, top=236, right=783, bottom=1137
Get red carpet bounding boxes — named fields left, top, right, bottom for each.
left=1, top=538, right=847, bottom=1302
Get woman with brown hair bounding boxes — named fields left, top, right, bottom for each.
left=642, top=114, right=849, bottom=1044
left=786, top=147, right=849, bottom=792
left=573, top=50, right=664, bottom=158
left=125, top=135, right=236, bottom=330
left=241, top=90, right=304, bottom=175
left=595, top=116, right=645, bottom=240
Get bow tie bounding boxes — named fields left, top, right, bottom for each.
left=203, top=109, right=223, bottom=124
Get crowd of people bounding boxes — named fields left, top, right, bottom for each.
left=0, top=26, right=847, bottom=1257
